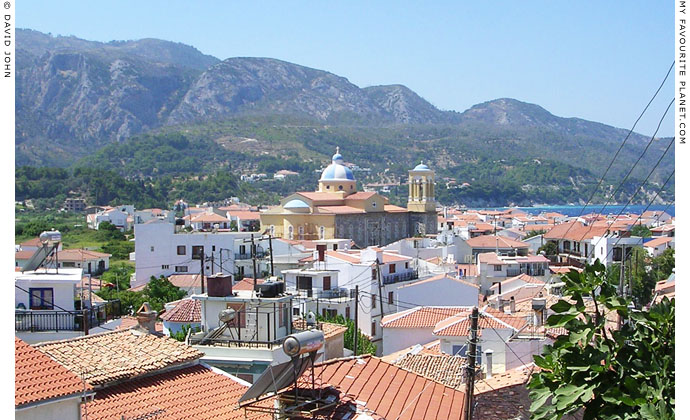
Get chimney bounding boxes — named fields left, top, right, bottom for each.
left=497, top=297, right=504, bottom=312
left=136, top=302, right=158, bottom=334
left=509, top=296, right=516, bottom=314
left=484, top=349, right=494, bottom=378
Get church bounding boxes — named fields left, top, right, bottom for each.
left=260, top=148, right=438, bottom=247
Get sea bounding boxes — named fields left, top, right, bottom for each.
left=468, top=204, right=675, bottom=218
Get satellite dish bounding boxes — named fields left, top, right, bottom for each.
left=306, top=311, right=316, bottom=327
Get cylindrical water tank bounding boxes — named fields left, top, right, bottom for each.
left=282, top=330, right=325, bottom=357
left=39, top=230, right=62, bottom=244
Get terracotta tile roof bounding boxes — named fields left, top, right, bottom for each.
left=394, top=353, right=467, bottom=389
left=326, top=250, right=363, bottom=264
left=465, top=235, right=528, bottom=249
left=641, top=210, right=670, bottom=219
left=489, top=273, right=544, bottom=292
left=398, top=273, right=479, bottom=289
left=381, top=252, right=412, bottom=263
left=84, top=364, right=263, bottom=420
left=433, top=308, right=527, bottom=337
left=549, top=266, right=583, bottom=274
left=36, top=329, right=203, bottom=387
left=513, top=294, right=560, bottom=315
left=15, top=250, right=34, bottom=260
left=644, top=236, right=674, bottom=248
left=316, top=205, right=366, bottom=214
left=384, top=204, right=408, bottom=212
left=473, top=363, right=535, bottom=394
left=544, top=221, right=610, bottom=242
left=19, top=237, right=43, bottom=247
left=293, top=355, right=467, bottom=420
left=15, top=337, right=90, bottom=407
left=227, top=210, right=261, bottom=220
left=344, top=191, right=377, bottom=200
left=58, top=249, right=111, bottom=261
left=160, top=299, right=202, bottom=323
left=233, top=277, right=264, bottom=291
left=469, top=222, right=498, bottom=232
left=381, top=306, right=472, bottom=328
left=523, top=223, right=554, bottom=232
left=167, top=273, right=202, bottom=289
left=487, top=284, right=547, bottom=304
left=117, top=316, right=164, bottom=333
left=293, top=320, right=348, bottom=339
left=296, top=192, right=344, bottom=203
left=650, top=224, right=675, bottom=232
left=191, top=213, right=230, bottom=223
left=477, top=252, right=504, bottom=265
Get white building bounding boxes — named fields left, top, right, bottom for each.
left=644, top=236, right=674, bottom=258
left=476, top=253, right=550, bottom=294
left=590, top=235, right=645, bottom=266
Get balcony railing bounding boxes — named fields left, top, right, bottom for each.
left=187, top=336, right=282, bottom=349
left=235, top=251, right=267, bottom=260
left=15, top=300, right=122, bottom=333
left=382, top=271, right=419, bottom=285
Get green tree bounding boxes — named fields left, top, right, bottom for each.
left=318, top=314, right=376, bottom=355
left=630, top=224, right=652, bottom=238
left=142, top=275, right=187, bottom=313
left=99, top=262, right=134, bottom=291
left=528, top=261, right=675, bottom=419
left=525, top=229, right=547, bottom=239
left=538, top=241, right=559, bottom=256
left=170, top=324, right=201, bottom=342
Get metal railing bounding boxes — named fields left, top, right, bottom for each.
left=188, top=336, right=282, bottom=349
left=235, top=251, right=267, bottom=260
left=15, top=300, right=122, bottom=333
left=382, top=271, right=419, bottom=285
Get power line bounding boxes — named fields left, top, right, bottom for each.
left=549, top=61, right=674, bottom=250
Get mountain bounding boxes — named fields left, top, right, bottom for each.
left=15, top=29, right=674, bottom=206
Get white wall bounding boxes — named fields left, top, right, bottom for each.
left=382, top=327, right=435, bottom=355
left=396, top=277, right=478, bottom=308
left=15, top=396, right=82, bottom=420
left=504, top=339, right=552, bottom=371
left=15, top=280, right=77, bottom=312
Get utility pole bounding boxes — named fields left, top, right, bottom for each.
left=354, top=285, right=359, bottom=356
left=464, top=307, right=479, bottom=420
left=251, top=234, right=258, bottom=288
left=376, top=259, right=385, bottom=337
left=268, top=234, right=275, bottom=277
left=219, top=249, right=223, bottom=274
left=210, top=253, right=215, bottom=275
left=199, top=248, right=206, bottom=295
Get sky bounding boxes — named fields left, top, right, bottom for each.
left=18, top=1, right=674, bottom=137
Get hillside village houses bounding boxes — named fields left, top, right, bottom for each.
left=15, top=145, right=676, bottom=419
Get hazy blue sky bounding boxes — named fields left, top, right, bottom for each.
left=19, top=1, right=674, bottom=136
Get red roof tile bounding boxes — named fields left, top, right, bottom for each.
left=644, top=236, right=673, bottom=248
left=292, top=356, right=466, bottom=420
left=544, top=221, right=610, bottom=241
left=398, top=273, right=479, bottom=289
left=381, top=306, right=472, bottom=328
left=432, top=308, right=527, bottom=337
left=465, top=235, right=528, bottom=249
left=167, top=273, right=202, bottom=289
left=384, top=204, right=408, bottom=212
left=15, top=337, right=91, bottom=407
left=84, top=364, right=263, bottom=420
left=116, top=316, right=164, bottom=333
left=344, top=191, right=377, bottom=200
left=160, top=299, right=202, bottom=323
left=58, top=249, right=111, bottom=261
left=316, top=205, right=366, bottom=214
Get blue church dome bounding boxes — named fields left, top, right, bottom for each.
left=413, top=161, right=431, bottom=171
left=320, top=147, right=355, bottom=181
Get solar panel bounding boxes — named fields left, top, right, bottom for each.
left=239, top=355, right=311, bottom=404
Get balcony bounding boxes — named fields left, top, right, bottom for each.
left=235, top=251, right=267, bottom=260
left=382, top=271, right=419, bottom=285
left=15, top=300, right=122, bottom=333
left=188, top=336, right=282, bottom=350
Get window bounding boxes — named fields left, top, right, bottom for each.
left=371, top=322, right=376, bottom=336
left=297, top=276, right=313, bottom=290
left=319, top=226, right=325, bottom=239
left=405, top=262, right=409, bottom=269
left=270, top=225, right=275, bottom=236
left=493, top=265, right=502, bottom=271
left=239, top=245, right=246, bottom=255
left=452, top=344, right=482, bottom=364
left=345, top=306, right=351, bottom=319
left=29, top=288, right=53, bottom=310
left=323, top=276, right=331, bottom=290
left=372, top=268, right=377, bottom=280
left=162, top=265, right=169, bottom=270
left=63, top=261, right=76, bottom=268
left=323, top=309, right=337, bottom=318
left=372, top=202, right=377, bottom=207
left=293, top=307, right=300, bottom=316
left=388, top=291, right=394, bottom=305
left=389, top=264, right=396, bottom=274
left=279, top=303, right=285, bottom=327
left=372, top=295, right=377, bottom=309
left=177, top=245, right=186, bottom=255
left=333, top=244, right=338, bottom=251
left=150, top=246, right=155, bottom=252
left=288, top=226, right=294, bottom=240
left=212, top=245, right=216, bottom=252
left=175, top=266, right=188, bottom=273
left=338, top=185, right=343, bottom=190
left=192, top=245, right=204, bottom=259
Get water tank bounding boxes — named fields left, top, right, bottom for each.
left=39, top=230, right=61, bottom=245
left=219, top=308, right=236, bottom=324
left=207, top=274, right=233, bottom=297
left=254, top=282, right=284, bottom=298
left=282, top=330, right=325, bottom=357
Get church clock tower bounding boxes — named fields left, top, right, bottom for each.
left=407, top=161, right=436, bottom=213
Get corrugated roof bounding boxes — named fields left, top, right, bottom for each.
left=84, top=364, right=264, bottom=420
left=36, top=329, right=203, bottom=387
left=15, top=337, right=90, bottom=407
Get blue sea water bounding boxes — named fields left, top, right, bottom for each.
left=470, top=204, right=675, bottom=218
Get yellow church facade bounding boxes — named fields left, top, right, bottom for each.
left=260, top=149, right=438, bottom=247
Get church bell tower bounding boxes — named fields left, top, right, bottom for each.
left=407, top=161, right=436, bottom=213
